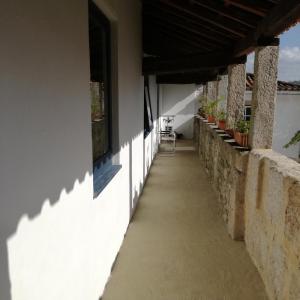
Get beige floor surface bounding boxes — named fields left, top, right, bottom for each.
left=102, top=149, right=268, bottom=300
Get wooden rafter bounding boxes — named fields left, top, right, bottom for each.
left=144, top=1, right=240, bottom=41
left=144, top=13, right=231, bottom=48
left=152, top=0, right=247, bottom=37
left=234, top=0, right=300, bottom=56
left=156, top=72, right=219, bottom=84
left=143, top=53, right=247, bottom=75
left=142, top=0, right=299, bottom=80
left=193, top=0, right=258, bottom=28
left=143, top=25, right=211, bottom=54
left=224, top=0, right=269, bottom=17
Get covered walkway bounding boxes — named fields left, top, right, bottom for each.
left=103, top=147, right=267, bottom=299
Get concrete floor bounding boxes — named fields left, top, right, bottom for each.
left=102, top=149, right=268, bottom=300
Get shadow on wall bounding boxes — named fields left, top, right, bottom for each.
left=161, top=85, right=199, bottom=139
left=175, top=119, right=195, bottom=139
left=0, top=126, right=159, bottom=299
left=0, top=137, right=93, bottom=299
left=0, top=0, right=159, bottom=296
left=163, top=90, right=198, bottom=117
left=0, top=94, right=159, bottom=300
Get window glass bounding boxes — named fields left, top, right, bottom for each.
left=89, top=0, right=111, bottom=164
left=244, top=106, right=251, bottom=121
left=144, top=77, right=153, bottom=137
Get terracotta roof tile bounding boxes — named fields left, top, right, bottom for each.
left=246, top=73, right=300, bottom=92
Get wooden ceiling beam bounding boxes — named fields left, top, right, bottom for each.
left=234, top=0, right=300, bottom=56
left=224, top=0, right=269, bottom=17
left=144, top=24, right=217, bottom=52
left=144, top=32, right=209, bottom=57
left=143, top=53, right=247, bottom=75
left=260, top=0, right=300, bottom=37
left=143, top=6, right=235, bottom=44
left=143, top=36, right=195, bottom=57
left=144, top=13, right=231, bottom=48
left=193, top=0, right=258, bottom=28
left=144, top=1, right=239, bottom=41
left=154, top=0, right=247, bottom=37
left=156, top=72, right=219, bottom=84
left=144, top=25, right=212, bottom=52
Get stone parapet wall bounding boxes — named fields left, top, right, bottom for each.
left=194, top=117, right=200, bottom=150
left=195, top=116, right=249, bottom=240
left=245, top=150, right=300, bottom=300
left=195, top=116, right=300, bottom=299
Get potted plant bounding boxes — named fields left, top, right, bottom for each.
left=204, top=99, right=219, bottom=123
left=217, top=110, right=227, bottom=130
left=234, top=119, right=250, bottom=147
left=197, top=96, right=207, bottom=118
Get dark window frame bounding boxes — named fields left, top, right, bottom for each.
left=244, top=106, right=251, bottom=121
left=89, top=0, right=122, bottom=199
left=89, top=0, right=113, bottom=168
left=144, top=76, right=153, bottom=137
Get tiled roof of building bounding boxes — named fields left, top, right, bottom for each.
left=246, top=73, right=300, bottom=92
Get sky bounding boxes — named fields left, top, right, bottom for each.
left=246, top=23, right=300, bottom=82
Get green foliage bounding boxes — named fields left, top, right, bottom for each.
left=198, top=95, right=207, bottom=106
left=284, top=131, right=300, bottom=148
left=203, top=98, right=219, bottom=116
left=91, top=100, right=100, bottom=115
left=236, top=119, right=250, bottom=134
left=217, top=109, right=226, bottom=121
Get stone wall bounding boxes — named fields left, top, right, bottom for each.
left=245, top=150, right=300, bottom=300
left=218, top=75, right=228, bottom=110
left=195, top=116, right=249, bottom=240
left=226, top=64, right=246, bottom=129
left=194, top=117, right=200, bottom=151
left=195, top=116, right=300, bottom=299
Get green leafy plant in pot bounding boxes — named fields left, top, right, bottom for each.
left=234, top=119, right=250, bottom=147
left=198, top=96, right=207, bottom=117
left=217, top=109, right=227, bottom=130
left=204, top=99, right=219, bottom=123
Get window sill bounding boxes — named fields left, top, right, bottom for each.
left=93, top=162, right=122, bottom=198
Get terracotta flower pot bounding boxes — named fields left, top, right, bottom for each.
left=207, top=115, right=215, bottom=123
left=234, top=131, right=249, bottom=147
left=218, top=120, right=226, bottom=130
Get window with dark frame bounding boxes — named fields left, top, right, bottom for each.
left=89, top=1, right=122, bottom=198
left=144, top=76, right=153, bottom=137
left=244, top=106, right=251, bottom=121
left=89, top=0, right=112, bottom=165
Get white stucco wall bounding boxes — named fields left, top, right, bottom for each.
left=0, top=1, right=158, bottom=299
left=144, top=76, right=159, bottom=178
left=160, top=84, right=199, bottom=139
left=273, top=92, right=300, bottom=160
left=245, top=91, right=300, bottom=160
